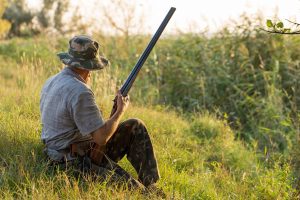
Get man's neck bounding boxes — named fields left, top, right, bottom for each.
left=70, top=67, right=90, bottom=83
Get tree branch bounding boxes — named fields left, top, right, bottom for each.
left=285, top=19, right=300, bottom=27
left=260, top=28, right=300, bottom=35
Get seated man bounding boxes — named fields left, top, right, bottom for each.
left=40, top=35, right=161, bottom=192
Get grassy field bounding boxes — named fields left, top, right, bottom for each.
left=0, top=31, right=299, bottom=199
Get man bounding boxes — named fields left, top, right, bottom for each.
left=40, top=35, right=162, bottom=193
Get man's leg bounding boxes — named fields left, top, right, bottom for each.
left=83, top=155, right=144, bottom=189
left=103, top=118, right=160, bottom=187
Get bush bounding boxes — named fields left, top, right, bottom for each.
left=191, top=114, right=257, bottom=173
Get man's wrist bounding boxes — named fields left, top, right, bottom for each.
left=115, top=107, right=125, bottom=117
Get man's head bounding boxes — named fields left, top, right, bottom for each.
left=57, top=35, right=109, bottom=70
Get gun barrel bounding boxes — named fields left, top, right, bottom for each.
left=91, top=7, right=176, bottom=165
left=120, top=7, right=176, bottom=96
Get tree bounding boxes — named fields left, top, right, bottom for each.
left=101, top=0, right=145, bottom=36
left=2, top=0, right=33, bottom=37
left=37, top=0, right=70, bottom=34
left=37, top=0, right=55, bottom=29
left=0, top=0, right=11, bottom=38
left=53, top=0, right=69, bottom=33
left=2, top=0, right=79, bottom=37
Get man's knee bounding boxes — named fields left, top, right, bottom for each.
left=120, top=118, right=149, bottom=138
left=124, top=118, right=146, bottom=129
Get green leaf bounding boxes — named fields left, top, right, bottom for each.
left=266, top=19, right=273, bottom=28
left=283, top=28, right=291, bottom=33
left=276, top=22, right=284, bottom=28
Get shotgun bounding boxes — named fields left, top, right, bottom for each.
left=90, top=7, right=176, bottom=165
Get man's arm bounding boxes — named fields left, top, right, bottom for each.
left=91, top=91, right=129, bottom=145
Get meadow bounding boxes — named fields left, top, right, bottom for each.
left=0, top=18, right=300, bottom=199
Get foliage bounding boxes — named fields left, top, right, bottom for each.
left=1, top=15, right=300, bottom=198
left=264, top=19, right=299, bottom=34
left=127, top=16, right=300, bottom=154
left=0, top=0, right=11, bottom=38
left=2, top=0, right=34, bottom=37
left=1, top=0, right=146, bottom=37
left=2, top=0, right=86, bottom=37
left=37, top=0, right=70, bottom=34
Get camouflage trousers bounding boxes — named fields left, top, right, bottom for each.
left=52, top=118, right=160, bottom=189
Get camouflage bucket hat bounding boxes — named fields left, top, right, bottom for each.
left=57, top=35, right=109, bottom=70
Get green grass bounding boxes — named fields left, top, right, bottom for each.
left=0, top=48, right=297, bottom=199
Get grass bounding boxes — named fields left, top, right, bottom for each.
left=0, top=30, right=299, bottom=199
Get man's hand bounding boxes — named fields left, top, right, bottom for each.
left=116, top=90, right=130, bottom=114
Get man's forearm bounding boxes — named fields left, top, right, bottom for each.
left=92, top=109, right=124, bottom=145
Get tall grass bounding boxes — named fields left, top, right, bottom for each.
left=0, top=17, right=300, bottom=198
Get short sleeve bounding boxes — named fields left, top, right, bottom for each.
left=71, top=90, right=105, bottom=136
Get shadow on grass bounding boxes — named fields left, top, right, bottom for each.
left=0, top=132, right=146, bottom=199
left=0, top=132, right=65, bottom=191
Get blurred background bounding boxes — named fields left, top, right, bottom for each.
left=1, top=0, right=300, bottom=37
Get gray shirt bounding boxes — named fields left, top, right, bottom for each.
left=40, top=67, right=104, bottom=160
